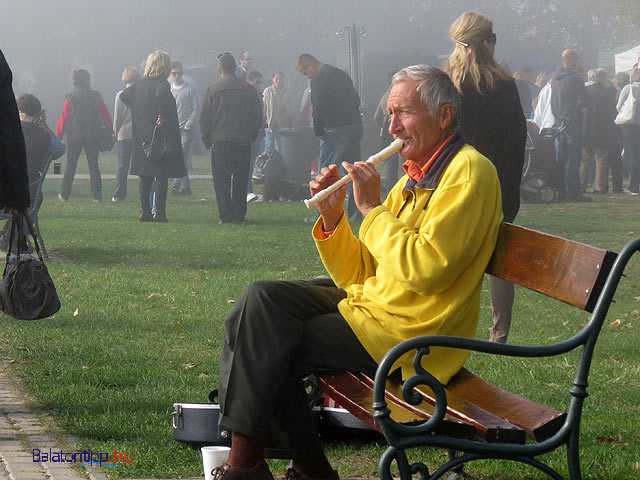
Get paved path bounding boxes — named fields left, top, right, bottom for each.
left=1, top=365, right=379, bottom=480
left=0, top=365, right=90, bottom=480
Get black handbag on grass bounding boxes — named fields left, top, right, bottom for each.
left=0, top=212, right=60, bottom=320
left=143, top=124, right=175, bottom=163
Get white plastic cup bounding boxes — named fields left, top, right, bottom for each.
left=201, top=446, right=231, bottom=480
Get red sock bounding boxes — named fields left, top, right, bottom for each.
left=228, top=432, right=264, bottom=468
left=292, top=456, right=333, bottom=478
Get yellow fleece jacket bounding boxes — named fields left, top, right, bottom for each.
left=313, top=143, right=503, bottom=384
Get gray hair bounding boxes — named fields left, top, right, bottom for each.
left=392, top=65, right=461, bottom=130
left=587, top=68, right=597, bottom=82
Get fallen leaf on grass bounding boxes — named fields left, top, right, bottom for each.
left=609, top=319, right=621, bottom=327
left=188, top=274, right=200, bottom=280
left=73, top=308, right=79, bottom=317
left=596, top=435, right=624, bottom=444
left=198, top=373, right=210, bottom=379
left=22, top=360, right=35, bottom=365
left=227, top=299, right=235, bottom=304
left=2, top=357, right=16, bottom=363
left=183, top=363, right=198, bottom=370
left=147, top=293, right=166, bottom=298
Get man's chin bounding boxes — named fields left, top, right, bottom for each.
left=398, top=144, right=411, bottom=159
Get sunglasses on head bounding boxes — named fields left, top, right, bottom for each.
left=486, top=32, right=497, bottom=44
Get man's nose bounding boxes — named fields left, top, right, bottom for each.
left=389, top=116, right=401, bottom=135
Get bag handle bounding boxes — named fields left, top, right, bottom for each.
left=149, top=124, right=158, bottom=144
left=148, top=123, right=166, bottom=144
left=23, top=212, right=45, bottom=262
left=5, top=211, right=45, bottom=264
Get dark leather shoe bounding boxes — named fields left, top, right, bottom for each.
left=139, top=210, right=153, bottom=222
left=285, top=465, right=340, bottom=480
left=211, top=460, right=274, bottom=480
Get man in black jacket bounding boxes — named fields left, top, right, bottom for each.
left=297, top=54, right=363, bottom=222
left=0, top=49, right=29, bottom=216
left=200, top=53, right=263, bottom=223
left=550, top=49, right=590, bottom=201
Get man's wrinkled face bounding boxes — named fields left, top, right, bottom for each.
left=387, top=80, right=444, bottom=163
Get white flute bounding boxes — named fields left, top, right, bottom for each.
left=304, top=138, right=404, bottom=209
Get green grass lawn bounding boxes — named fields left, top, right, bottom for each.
left=1, top=168, right=639, bottom=479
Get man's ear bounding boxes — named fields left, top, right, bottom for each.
left=439, top=104, right=454, bottom=130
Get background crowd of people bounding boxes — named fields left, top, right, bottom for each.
left=3, top=18, right=639, bottom=231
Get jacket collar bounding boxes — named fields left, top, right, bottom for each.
left=403, top=130, right=466, bottom=191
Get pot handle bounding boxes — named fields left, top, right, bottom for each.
left=171, top=404, right=182, bottom=429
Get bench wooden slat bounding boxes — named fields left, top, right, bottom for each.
left=446, top=368, right=567, bottom=441
left=487, top=223, right=616, bottom=312
left=318, top=372, right=476, bottom=440
left=356, top=374, right=526, bottom=444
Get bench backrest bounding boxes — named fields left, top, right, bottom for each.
left=486, top=223, right=616, bottom=312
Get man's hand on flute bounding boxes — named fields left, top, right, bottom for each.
left=342, top=161, right=382, bottom=218
left=309, top=164, right=347, bottom=231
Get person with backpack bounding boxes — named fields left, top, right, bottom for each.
left=56, top=69, right=112, bottom=203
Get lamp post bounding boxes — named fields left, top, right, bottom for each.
left=337, top=23, right=366, bottom=105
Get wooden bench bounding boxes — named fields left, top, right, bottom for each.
left=317, top=223, right=639, bottom=480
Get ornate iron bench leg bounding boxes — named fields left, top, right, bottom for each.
left=445, top=450, right=471, bottom=479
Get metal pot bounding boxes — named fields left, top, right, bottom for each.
left=171, top=403, right=230, bottom=445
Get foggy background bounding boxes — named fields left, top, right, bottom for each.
left=3, top=0, right=637, bottom=156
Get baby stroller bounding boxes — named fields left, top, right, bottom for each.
left=520, top=119, right=567, bottom=203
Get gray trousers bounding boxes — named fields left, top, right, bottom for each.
left=218, top=280, right=377, bottom=459
left=489, top=275, right=514, bottom=343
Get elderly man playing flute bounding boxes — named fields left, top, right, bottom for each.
left=213, top=65, right=503, bottom=480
